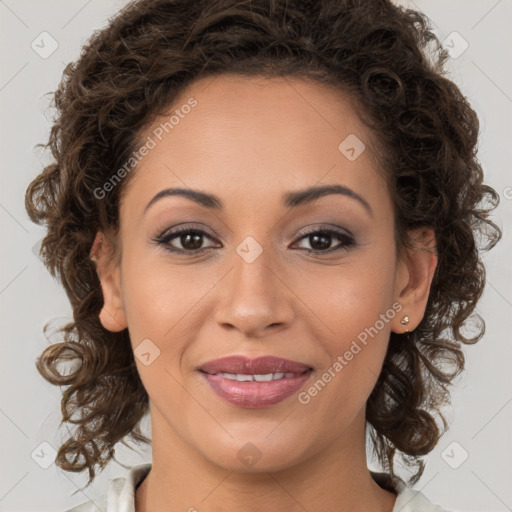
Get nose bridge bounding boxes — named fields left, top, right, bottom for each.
left=215, top=232, right=294, bottom=335
left=233, top=236, right=275, bottom=290
left=232, top=233, right=278, bottom=301
left=228, top=200, right=279, bottom=282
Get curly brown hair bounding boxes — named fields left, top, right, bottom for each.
left=25, top=0, right=501, bottom=487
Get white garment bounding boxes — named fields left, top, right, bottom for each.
left=66, top=463, right=451, bottom=512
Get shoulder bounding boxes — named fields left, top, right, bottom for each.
left=371, top=472, right=454, bottom=512
left=65, top=463, right=152, bottom=512
left=66, top=498, right=107, bottom=512
left=393, top=487, right=454, bottom=512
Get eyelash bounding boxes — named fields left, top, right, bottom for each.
left=153, top=224, right=357, bottom=256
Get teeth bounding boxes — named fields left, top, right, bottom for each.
left=216, top=372, right=298, bottom=382
left=235, top=373, right=253, bottom=382
left=254, top=373, right=274, bottom=382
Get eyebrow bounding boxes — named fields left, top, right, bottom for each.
left=143, top=184, right=373, bottom=217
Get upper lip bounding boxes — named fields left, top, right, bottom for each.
left=199, top=356, right=313, bottom=375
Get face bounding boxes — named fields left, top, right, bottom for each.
left=94, top=74, right=434, bottom=473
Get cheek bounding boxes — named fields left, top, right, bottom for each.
left=297, top=254, right=397, bottom=397
left=119, top=260, right=198, bottom=399
left=121, top=254, right=206, bottom=337
left=298, top=291, right=395, bottom=421
left=119, top=255, right=225, bottom=387
left=301, top=253, right=397, bottom=337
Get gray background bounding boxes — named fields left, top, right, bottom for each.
left=0, top=0, right=511, bottom=511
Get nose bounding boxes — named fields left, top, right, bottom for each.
left=214, top=245, right=295, bottom=338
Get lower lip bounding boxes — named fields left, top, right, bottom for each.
left=200, top=370, right=312, bottom=408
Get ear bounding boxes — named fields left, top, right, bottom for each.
left=90, top=231, right=127, bottom=332
left=391, top=227, right=437, bottom=334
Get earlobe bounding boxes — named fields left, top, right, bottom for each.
left=391, top=227, right=437, bottom=334
left=90, top=231, right=128, bottom=332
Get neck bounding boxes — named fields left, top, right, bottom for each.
left=135, top=408, right=396, bottom=512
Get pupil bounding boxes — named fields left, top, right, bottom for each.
left=177, top=232, right=334, bottom=251
left=182, top=233, right=202, bottom=250
left=311, top=233, right=331, bottom=250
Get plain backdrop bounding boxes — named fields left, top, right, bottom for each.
left=1, top=1, right=511, bottom=511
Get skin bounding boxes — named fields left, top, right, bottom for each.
left=91, top=74, right=437, bottom=512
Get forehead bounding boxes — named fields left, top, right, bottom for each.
left=120, top=74, right=387, bottom=219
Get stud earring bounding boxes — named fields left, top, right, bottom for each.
left=400, top=316, right=410, bottom=325
left=400, top=315, right=410, bottom=333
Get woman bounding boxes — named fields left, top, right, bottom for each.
left=24, top=0, right=501, bottom=511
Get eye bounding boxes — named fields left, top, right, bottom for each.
left=154, top=225, right=219, bottom=254
left=292, top=227, right=356, bottom=254
left=153, top=224, right=356, bottom=255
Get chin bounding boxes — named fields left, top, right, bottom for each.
left=192, top=429, right=312, bottom=474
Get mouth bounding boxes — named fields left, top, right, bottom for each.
left=197, top=355, right=313, bottom=408
left=198, top=355, right=313, bottom=375
left=200, top=370, right=310, bottom=382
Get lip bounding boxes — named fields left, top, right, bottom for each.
left=198, top=355, right=313, bottom=408
left=199, top=355, right=312, bottom=375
